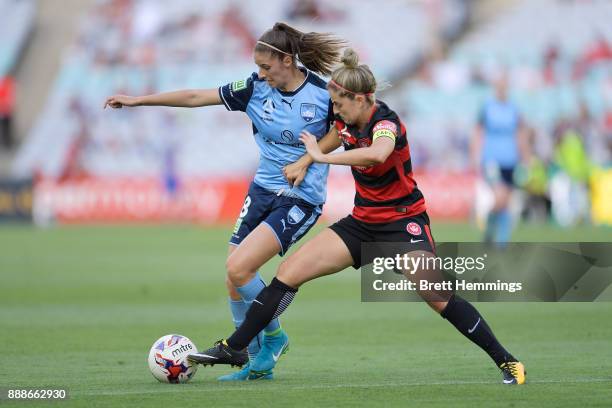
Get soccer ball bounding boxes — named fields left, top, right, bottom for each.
left=147, top=334, right=198, bottom=383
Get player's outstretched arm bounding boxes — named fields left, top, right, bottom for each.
left=300, top=130, right=394, bottom=167
left=284, top=127, right=341, bottom=187
left=104, top=89, right=222, bottom=109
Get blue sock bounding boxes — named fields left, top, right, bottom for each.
left=229, top=295, right=262, bottom=359
left=236, top=273, right=281, bottom=355
left=495, top=209, right=512, bottom=247
left=228, top=298, right=248, bottom=329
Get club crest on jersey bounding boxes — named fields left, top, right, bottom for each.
left=287, top=205, right=306, bottom=225
left=300, top=103, right=317, bottom=122
left=406, top=222, right=422, bottom=236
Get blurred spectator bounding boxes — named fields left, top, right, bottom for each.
left=0, top=76, right=15, bottom=149
left=554, top=128, right=592, bottom=182
left=220, top=4, right=256, bottom=58
left=287, top=0, right=322, bottom=20
left=604, top=111, right=612, bottom=157
left=573, top=101, right=611, bottom=166
left=514, top=126, right=550, bottom=222
left=549, top=127, right=592, bottom=226
left=573, top=34, right=612, bottom=79
left=160, top=112, right=179, bottom=197
left=286, top=0, right=342, bottom=22
left=59, top=97, right=92, bottom=181
left=542, top=42, right=560, bottom=85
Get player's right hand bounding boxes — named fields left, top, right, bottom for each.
left=284, top=160, right=308, bottom=187
left=104, top=95, right=140, bottom=109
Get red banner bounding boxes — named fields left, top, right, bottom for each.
left=323, top=171, right=476, bottom=222
left=33, top=178, right=249, bottom=224
left=415, top=171, right=476, bottom=220
left=32, top=172, right=476, bottom=224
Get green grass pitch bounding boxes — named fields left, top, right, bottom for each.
left=1, top=221, right=611, bottom=407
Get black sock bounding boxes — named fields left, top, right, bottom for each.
left=441, top=294, right=515, bottom=366
left=227, top=277, right=297, bottom=351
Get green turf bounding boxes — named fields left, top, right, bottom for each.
left=1, top=222, right=611, bottom=407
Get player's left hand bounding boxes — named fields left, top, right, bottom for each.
left=300, top=131, right=325, bottom=163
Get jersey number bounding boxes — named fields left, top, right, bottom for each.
left=233, top=195, right=252, bottom=234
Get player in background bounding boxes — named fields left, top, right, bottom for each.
left=104, top=22, right=345, bottom=381
left=471, top=75, right=531, bottom=247
left=189, top=49, right=527, bottom=385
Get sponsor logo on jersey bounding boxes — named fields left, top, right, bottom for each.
left=373, top=120, right=397, bottom=134
left=231, top=79, right=247, bottom=92
left=300, top=103, right=317, bottom=122
left=288, top=205, right=306, bottom=224
left=281, top=98, right=293, bottom=109
left=406, top=222, right=422, bottom=236
left=263, top=98, right=276, bottom=114
left=281, top=129, right=294, bottom=143
left=261, top=98, right=276, bottom=121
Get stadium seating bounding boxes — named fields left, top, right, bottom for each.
left=388, top=0, right=612, bottom=169
left=0, top=0, right=35, bottom=76
left=12, top=0, right=467, bottom=179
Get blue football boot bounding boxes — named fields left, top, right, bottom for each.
left=248, top=329, right=289, bottom=379
left=217, top=361, right=273, bottom=381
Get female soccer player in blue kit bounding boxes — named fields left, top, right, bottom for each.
left=471, top=75, right=530, bottom=246
left=104, top=22, right=345, bottom=381
left=189, top=49, right=526, bottom=386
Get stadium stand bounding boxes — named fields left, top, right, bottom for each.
left=11, top=0, right=468, bottom=180
left=0, top=0, right=35, bottom=77
left=0, top=0, right=35, bottom=151
left=388, top=0, right=612, bottom=170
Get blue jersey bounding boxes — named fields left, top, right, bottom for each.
left=219, top=69, right=333, bottom=205
left=479, top=99, right=521, bottom=168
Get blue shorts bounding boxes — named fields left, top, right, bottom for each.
left=230, top=182, right=323, bottom=256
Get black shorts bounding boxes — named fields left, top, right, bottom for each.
left=329, top=212, right=436, bottom=269
left=499, top=167, right=515, bottom=186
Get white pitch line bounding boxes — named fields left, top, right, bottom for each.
left=72, top=378, right=612, bottom=397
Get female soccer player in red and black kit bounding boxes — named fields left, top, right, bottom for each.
left=189, top=49, right=526, bottom=385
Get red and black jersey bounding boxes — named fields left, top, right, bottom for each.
left=334, top=100, right=426, bottom=223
